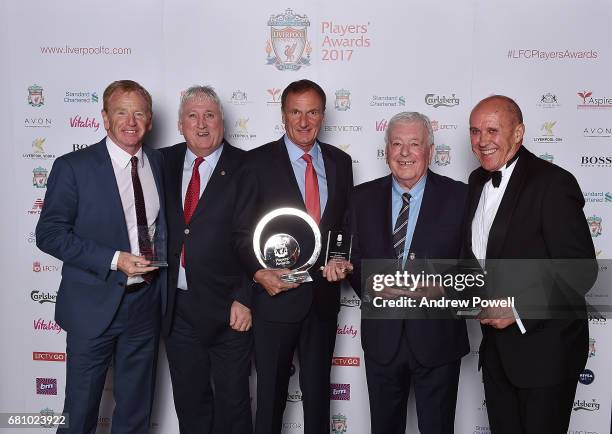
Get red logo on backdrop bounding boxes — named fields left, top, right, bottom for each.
left=28, top=198, right=44, bottom=215
left=578, top=91, right=592, bottom=104
left=69, top=115, right=100, bottom=131
left=33, top=318, right=63, bottom=334
left=32, top=262, right=59, bottom=273
left=332, top=357, right=360, bottom=367
left=36, top=378, right=57, bottom=395
left=33, top=352, right=66, bottom=362
left=336, top=324, right=358, bottom=338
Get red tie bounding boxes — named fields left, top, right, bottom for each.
left=302, top=153, right=321, bottom=224
left=182, top=156, right=204, bottom=266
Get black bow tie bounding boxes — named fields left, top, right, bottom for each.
left=484, top=171, right=502, bottom=188
left=480, top=147, right=523, bottom=188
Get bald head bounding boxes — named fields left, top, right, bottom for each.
left=469, top=95, right=525, bottom=172
left=472, top=95, right=523, bottom=125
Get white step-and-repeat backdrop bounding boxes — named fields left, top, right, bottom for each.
left=0, top=1, right=610, bottom=433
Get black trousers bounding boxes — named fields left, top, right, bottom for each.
left=253, top=308, right=337, bottom=434
left=365, top=325, right=461, bottom=434
left=165, top=290, right=252, bottom=434
left=482, top=340, right=578, bottom=434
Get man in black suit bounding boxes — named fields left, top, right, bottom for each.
left=236, top=79, right=353, bottom=434
left=343, top=112, right=469, bottom=434
left=161, top=85, right=252, bottom=434
left=466, top=95, right=597, bottom=434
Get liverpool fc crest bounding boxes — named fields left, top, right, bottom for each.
left=434, top=144, right=451, bottom=166
left=28, top=85, right=45, bottom=107
left=266, top=9, right=311, bottom=71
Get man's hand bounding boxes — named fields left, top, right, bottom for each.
left=117, top=252, right=158, bottom=277
left=229, top=301, right=252, bottom=332
left=321, top=260, right=353, bottom=282
left=254, top=269, right=299, bottom=296
left=478, top=306, right=516, bottom=329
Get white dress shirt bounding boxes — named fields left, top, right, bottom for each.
left=471, top=157, right=526, bottom=333
left=178, top=145, right=223, bottom=290
left=106, top=138, right=160, bottom=285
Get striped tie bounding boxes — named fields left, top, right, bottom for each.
left=392, top=192, right=411, bottom=263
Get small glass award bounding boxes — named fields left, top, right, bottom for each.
left=138, top=224, right=168, bottom=267
left=253, top=208, right=321, bottom=284
left=325, top=231, right=353, bottom=264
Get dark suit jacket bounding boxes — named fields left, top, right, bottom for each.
left=348, top=170, right=470, bottom=366
left=464, top=146, right=597, bottom=388
left=160, top=142, right=251, bottom=336
left=236, top=137, right=353, bottom=322
left=36, top=139, right=167, bottom=339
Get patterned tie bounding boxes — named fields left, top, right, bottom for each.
left=302, top=153, right=321, bottom=224
left=392, top=192, right=411, bottom=263
left=181, top=156, right=204, bottom=266
left=131, top=156, right=155, bottom=283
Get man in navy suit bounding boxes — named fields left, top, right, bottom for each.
left=160, top=85, right=252, bottom=434
left=343, top=112, right=469, bottom=434
left=36, top=80, right=166, bottom=434
left=236, top=79, right=353, bottom=434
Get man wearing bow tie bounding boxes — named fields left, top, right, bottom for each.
left=465, top=95, right=597, bottom=434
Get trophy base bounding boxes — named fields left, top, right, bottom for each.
left=280, top=271, right=313, bottom=284
left=147, top=261, right=168, bottom=267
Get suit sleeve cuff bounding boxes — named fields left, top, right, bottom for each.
left=111, top=251, right=120, bottom=271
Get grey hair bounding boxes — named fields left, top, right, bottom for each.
left=179, top=85, right=223, bottom=119
left=384, top=112, right=434, bottom=146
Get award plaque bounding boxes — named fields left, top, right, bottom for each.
left=325, top=231, right=353, bottom=263
left=138, top=224, right=168, bottom=267
left=253, top=207, right=321, bottom=284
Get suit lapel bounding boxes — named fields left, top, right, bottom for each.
left=320, top=143, right=336, bottom=227
left=92, top=139, right=131, bottom=249
left=379, top=175, right=395, bottom=257
left=143, top=145, right=164, bottom=212
left=166, top=144, right=187, bottom=223
left=486, top=150, right=529, bottom=259
left=191, top=143, right=237, bottom=221
left=465, top=169, right=486, bottom=255
left=272, top=139, right=306, bottom=209
left=409, top=171, right=437, bottom=257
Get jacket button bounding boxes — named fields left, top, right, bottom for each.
left=184, top=228, right=190, bottom=235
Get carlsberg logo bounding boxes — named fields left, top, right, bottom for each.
left=31, top=290, right=57, bottom=304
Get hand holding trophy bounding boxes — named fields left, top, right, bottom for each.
left=253, top=207, right=321, bottom=285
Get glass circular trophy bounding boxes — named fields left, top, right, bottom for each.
left=253, top=207, right=321, bottom=284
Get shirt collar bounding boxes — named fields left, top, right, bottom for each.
left=184, top=142, right=224, bottom=168
left=284, top=135, right=321, bottom=163
left=392, top=171, right=427, bottom=199
left=106, top=136, right=143, bottom=169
